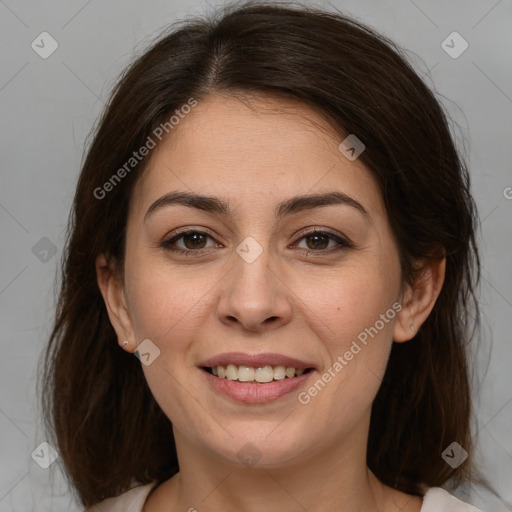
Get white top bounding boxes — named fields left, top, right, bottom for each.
left=86, top=482, right=485, bottom=511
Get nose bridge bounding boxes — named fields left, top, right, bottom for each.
left=231, top=235, right=277, bottom=305
left=217, top=234, right=292, bottom=330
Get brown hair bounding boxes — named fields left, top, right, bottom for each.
left=41, top=1, right=487, bottom=507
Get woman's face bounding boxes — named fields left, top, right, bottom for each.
left=109, top=93, right=411, bottom=467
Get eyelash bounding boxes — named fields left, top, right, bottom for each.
left=160, top=228, right=353, bottom=256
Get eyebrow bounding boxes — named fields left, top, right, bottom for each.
left=144, top=190, right=370, bottom=222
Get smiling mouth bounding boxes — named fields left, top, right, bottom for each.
left=202, top=365, right=315, bottom=383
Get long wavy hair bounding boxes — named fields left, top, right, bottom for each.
left=40, top=1, right=487, bottom=507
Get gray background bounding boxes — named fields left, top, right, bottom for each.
left=1, top=0, right=511, bottom=510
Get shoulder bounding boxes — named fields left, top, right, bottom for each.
left=421, top=487, right=485, bottom=511
left=84, top=482, right=158, bottom=512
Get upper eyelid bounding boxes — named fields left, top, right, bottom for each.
left=165, top=227, right=219, bottom=243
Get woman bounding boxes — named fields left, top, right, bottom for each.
left=41, top=2, right=492, bottom=511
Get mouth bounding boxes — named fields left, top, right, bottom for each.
left=201, top=364, right=315, bottom=383
left=197, top=352, right=317, bottom=403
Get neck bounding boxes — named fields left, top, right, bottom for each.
left=144, top=419, right=420, bottom=512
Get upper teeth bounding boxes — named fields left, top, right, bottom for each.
left=211, top=365, right=306, bottom=382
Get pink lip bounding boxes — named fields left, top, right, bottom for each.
left=201, top=367, right=315, bottom=404
left=197, top=352, right=316, bottom=370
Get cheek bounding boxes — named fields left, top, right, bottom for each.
left=305, top=260, right=400, bottom=347
left=123, top=257, right=213, bottom=422
left=123, top=252, right=209, bottom=349
left=302, top=261, right=400, bottom=401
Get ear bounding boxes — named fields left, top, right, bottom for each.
left=95, top=253, right=136, bottom=353
left=393, top=256, right=446, bottom=343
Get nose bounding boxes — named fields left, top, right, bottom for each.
left=216, top=249, right=293, bottom=333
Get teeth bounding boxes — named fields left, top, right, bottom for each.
left=226, top=364, right=238, bottom=380
left=209, top=364, right=310, bottom=382
left=286, top=367, right=296, bottom=378
left=273, top=366, right=286, bottom=380
left=255, top=366, right=273, bottom=383
left=238, top=366, right=255, bottom=381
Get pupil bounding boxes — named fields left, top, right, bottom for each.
left=307, top=234, right=328, bottom=249
left=185, top=233, right=206, bottom=249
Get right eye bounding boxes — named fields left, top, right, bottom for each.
left=160, top=229, right=221, bottom=255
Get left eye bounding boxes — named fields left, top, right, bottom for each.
left=294, top=230, right=348, bottom=251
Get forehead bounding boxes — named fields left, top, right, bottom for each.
left=130, top=93, right=384, bottom=221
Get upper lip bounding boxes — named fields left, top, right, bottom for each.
left=198, top=352, right=316, bottom=370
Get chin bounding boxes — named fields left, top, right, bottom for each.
left=200, top=423, right=319, bottom=469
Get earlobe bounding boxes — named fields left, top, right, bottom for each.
left=393, top=257, right=446, bottom=343
left=95, top=254, right=136, bottom=352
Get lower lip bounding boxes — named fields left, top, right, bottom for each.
left=201, top=368, right=315, bottom=404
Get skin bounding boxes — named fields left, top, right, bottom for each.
left=96, top=93, right=445, bottom=512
